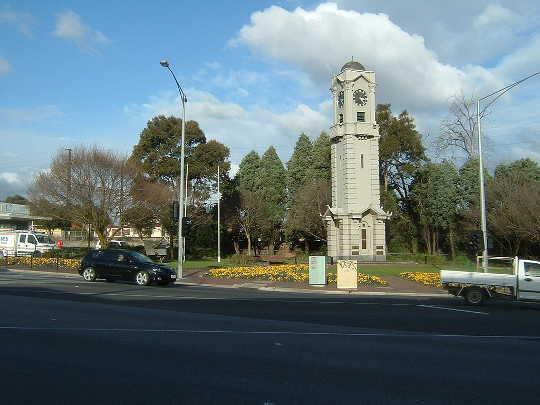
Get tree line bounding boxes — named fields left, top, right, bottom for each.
left=27, top=100, right=540, bottom=259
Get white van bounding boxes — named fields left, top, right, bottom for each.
left=95, top=239, right=129, bottom=249
left=0, top=230, right=56, bottom=257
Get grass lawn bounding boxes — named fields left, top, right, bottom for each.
left=161, top=259, right=514, bottom=278
left=356, top=263, right=514, bottom=277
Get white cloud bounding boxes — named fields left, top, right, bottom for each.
left=334, top=1, right=535, bottom=67
left=0, top=105, right=62, bottom=121
left=494, top=34, right=540, bottom=79
left=194, top=66, right=268, bottom=92
left=204, top=61, right=222, bottom=70
left=474, top=5, right=518, bottom=28
left=229, top=163, right=240, bottom=177
left=0, top=7, right=34, bottom=36
left=124, top=89, right=330, bottom=164
left=52, top=10, right=109, bottom=53
left=0, top=57, right=12, bottom=76
left=231, top=3, right=504, bottom=112
left=227, top=2, right=540, bottom=168
left=0, top=172, right=22, bottom=185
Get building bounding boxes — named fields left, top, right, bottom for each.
left=0, top=202, right=51, bottom=231
left=324, top=60, right=390, bottom=261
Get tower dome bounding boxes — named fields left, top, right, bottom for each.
left=341, top=60, right=365, bottom=72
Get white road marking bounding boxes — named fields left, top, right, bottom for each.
left=417, top=304, right=489, bottom=315
left=0, top=326, right=535, bottom=339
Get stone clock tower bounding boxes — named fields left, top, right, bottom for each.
left=324, top=60, right=389, bottom=261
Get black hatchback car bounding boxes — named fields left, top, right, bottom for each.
left=79, top=249, right=176, bottom=286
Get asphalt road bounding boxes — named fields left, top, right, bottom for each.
left=1, top=269, right=539, bottom=404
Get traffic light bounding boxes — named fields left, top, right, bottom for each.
left=182, top=217, right=192, bottom=235
left=170, top=201, right=179, bottom=221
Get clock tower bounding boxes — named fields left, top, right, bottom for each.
left=324, top=60, right=389, bottom=261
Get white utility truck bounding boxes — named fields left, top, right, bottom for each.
left=0, top=230, right=56, bottom=257
left=441, top=257, right=540, bottom=306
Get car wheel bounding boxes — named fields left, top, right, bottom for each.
left=82, top=267, right=97, bottom=282
left=135, top=271, right=151, bottom=286
left=463, top=287, right=485, bottom=306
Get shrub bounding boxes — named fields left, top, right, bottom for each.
left=229, top=254, right=258, bottom=266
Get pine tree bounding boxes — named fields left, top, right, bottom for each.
left=259, top=146, right=286, bottom=214
left=311, top=132, right=331, bottom=180
left=236, top=151, right=261, bottom=192
left=286, top=133, right=313, bottom=201
left=259, top=146, right=287, bottom=253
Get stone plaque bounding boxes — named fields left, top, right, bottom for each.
left=337, top=260, right=357, bottom=289
left=309, top=256, right=327, bottom=285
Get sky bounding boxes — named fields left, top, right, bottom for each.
left=1, top=0, right=540, bottom=199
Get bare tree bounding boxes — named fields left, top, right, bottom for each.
left=285, top=179, right=331, bottom=251
left=29, top=146, right=138, bottom=248
left=487, top=173, right=540, bottom=255
left=122, top=179, right=172, bottom=241
left=235, top=190, right=265, bottom=256
left=436, top=93, right=489, bottom=159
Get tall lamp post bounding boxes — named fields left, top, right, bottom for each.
left=217, top=164, right=221, bottom=263
left=477, top=70, right=540, bottom=271
left=160, top=59, right=187, bottom=279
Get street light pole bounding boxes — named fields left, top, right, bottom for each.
left=160, top=60, right=187, bottom=279
left=217, top=164, right=221, bottom=263
left=476, top=70, right=540, bottom=272
left=184, top=163, right=188, bottom=263
left=477, top=100, right=489, bottom=272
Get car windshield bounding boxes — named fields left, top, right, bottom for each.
left=130, top=251, right=154, bottom=263
left=35, top=235, right=53, bottom=244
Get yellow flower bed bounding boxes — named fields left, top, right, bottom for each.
left=207, top=265, right=388, bottom=286
left=327, top=272, right=388, bottom=286
left=208, top=264, right=309, bottom=282
left=4, top=256, right=81, bottom=270
left=400, top=272, right=441, bottom=288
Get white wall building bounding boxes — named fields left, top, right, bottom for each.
left=324, top=60, right=390, bottom=261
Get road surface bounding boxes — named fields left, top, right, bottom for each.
left=1, top=269, right=539, bottom=404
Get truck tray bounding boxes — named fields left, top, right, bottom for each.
left=440, top=270, right=516, bottom=287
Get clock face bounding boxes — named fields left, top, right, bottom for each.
left=353, top=89, right=368, bottom=106
left=337, top=91, right=344, bottom=108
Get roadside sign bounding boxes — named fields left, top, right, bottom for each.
left=337, top=260, right=357, bottom=289
left=309, top=256, right=327, bottom=285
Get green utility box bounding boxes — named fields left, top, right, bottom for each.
left=309, top=256, right=327, bottom=285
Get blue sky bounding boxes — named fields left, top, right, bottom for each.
left=2, top=0, right=540, bottom=198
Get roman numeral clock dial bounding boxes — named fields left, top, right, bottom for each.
left=353, top=89, right=367, bottom=106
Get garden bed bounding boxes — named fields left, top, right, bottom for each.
left=1, top=256, right=81, bottom=273
left=206, top=264, right=388, bottom=286
left=400, top=272, right=441, bottom=288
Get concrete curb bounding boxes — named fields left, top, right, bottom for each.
left=177, top=280, right=447, bottom=298
left=3, top=268, right=80, bottom=278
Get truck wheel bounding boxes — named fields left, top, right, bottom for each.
left=463, top=287, right=485, bottom=306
